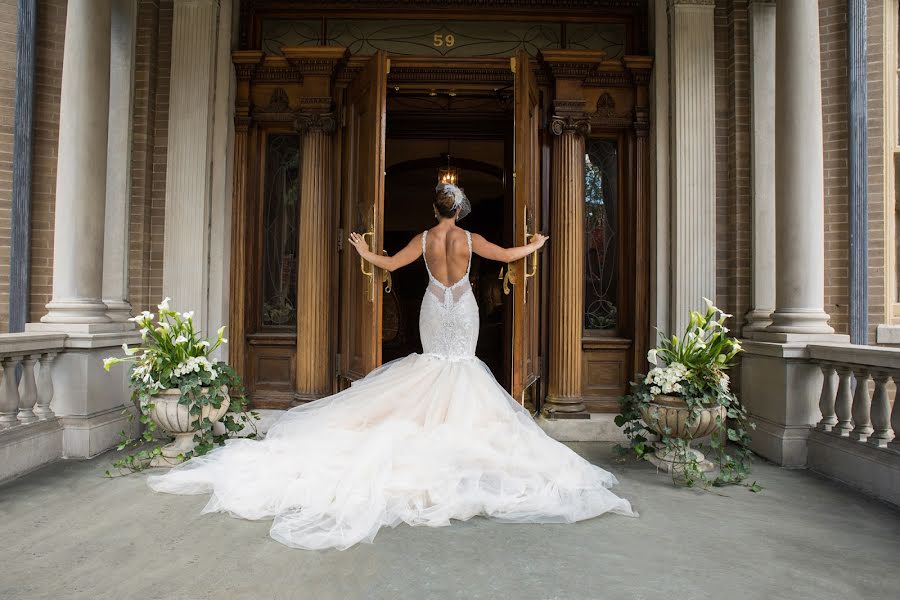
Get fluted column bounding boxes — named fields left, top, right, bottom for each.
left=744, top=0, right=777, bottom=332
left=766, top=0, right=834, bottom=335
left=668, top=0, right=716, bottom=333
left=103, top=0, right=138, bottom=323
left=162, top=0, right=220, bottom=332
left=228, top=51, right=263, bottom=385
left=40, top=0, right=113, bottom=324
left=545, top=110, right=589, bottom=414
left=294, top=113, right=336, bottom=401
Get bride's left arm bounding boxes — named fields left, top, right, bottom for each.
left=348, top=232, right=423, bottom=272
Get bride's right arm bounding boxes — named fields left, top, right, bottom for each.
left=471, top=232, right=548, bottom=264
left=348, top=232, right=423, bottom=272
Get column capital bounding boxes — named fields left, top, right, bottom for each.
left=549, top=112, right=590, bottom=138
left=294, top=110, right=337, bottom=135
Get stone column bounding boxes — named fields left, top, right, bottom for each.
left=294, top=112, right=336, bottom=401
left=40, top=0, right=113, bottom=325
left=545, top=107, right=590, bottom=416
left=162, top=0, right=220, bottom=332
left=765, top=0, right=834, bottom=336
left=103, top=0, right=138, bottom=323
left=847, top=0, right=869, bottom=344
left=668, top=0, right=716, bottom=333
left=744, top=0, right=777, bottom=332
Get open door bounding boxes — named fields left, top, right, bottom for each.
left=339, top=51, right=388, bottom=384
left=510, top=49, right=542, bottom=405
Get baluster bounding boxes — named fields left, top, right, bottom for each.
left=33, top=352, right=56, bottom=420
left=868, top=373, right=893, bottom=448
left=816, top=363, right=838, bottom=431
left=0, top=356, right=23, bottom=428
left=833, top=366, right=854, bottom=436
left=16, top=354, right=39, bottom=424
left=849, top=367, right=873, bottom=442
left=889, top=374, right=900, bottom=453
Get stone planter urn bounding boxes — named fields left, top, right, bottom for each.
left=147, top=387, right=230, bottom=467
left=639, top=394, right=726, bottom=473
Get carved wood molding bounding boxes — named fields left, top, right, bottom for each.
left=668, top=0, right=716, bottom=6
left=233, top=50, right=265, bottom=81
left=539, top=49, right=606, bottom=82
left=282, top=46, right=350, bottom=77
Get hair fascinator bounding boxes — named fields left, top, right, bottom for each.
left=435, top=182, right=471, bottom=221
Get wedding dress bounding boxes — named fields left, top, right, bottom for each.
left=147, top=229, right=636, bottom=550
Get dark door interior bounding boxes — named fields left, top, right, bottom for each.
left=382, top=93, right=514, bottom=388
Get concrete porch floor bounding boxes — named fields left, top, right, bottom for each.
left=1, top=443, right=898, bottom=600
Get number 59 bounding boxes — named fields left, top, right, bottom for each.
left=433, top=33, right=456, bottom=48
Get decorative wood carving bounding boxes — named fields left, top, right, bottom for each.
left=294, top=111, right=337, bottom=135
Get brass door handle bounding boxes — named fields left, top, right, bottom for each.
left=359, top=231, right=375, bottom=277
left=524, top=206, right=537, bottom=280
left=359, top=205, right=377, bottom=303
left=382, top=250, right=392, bottom=293
left=499, top=266, right=513, bottom=295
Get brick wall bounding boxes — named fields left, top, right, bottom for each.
left=865, top=0, right=886, bottom=340
left=128, top=0, right=172, bottom=316
left=714, top=0, right=751, bottom=335
left=819, top=0, right=850, bottom=335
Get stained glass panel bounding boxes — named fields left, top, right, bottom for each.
left=584, top=139, right=619, bottom=331
left=261, top=134, right=301, bottom=329
left=261, top=19, right=627, bottom=58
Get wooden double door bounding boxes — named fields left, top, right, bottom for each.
left=338, top=50, right=543, bottom=405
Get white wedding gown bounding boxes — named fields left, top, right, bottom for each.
left=147, top=229, right=636, bottom=550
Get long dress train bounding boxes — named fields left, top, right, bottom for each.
left=147, top=229, right=636, bottom=550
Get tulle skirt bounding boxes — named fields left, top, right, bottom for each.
left=146, top=353, right=636, bottom=550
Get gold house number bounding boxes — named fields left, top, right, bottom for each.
left=433, top=33, right=456, bottom=48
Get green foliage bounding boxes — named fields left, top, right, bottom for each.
left=616, top=299, right=758, bottom=490
left=103, top=299, right=259, bottom=476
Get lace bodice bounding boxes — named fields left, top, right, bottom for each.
left=419, top=229, right=479, bottom=361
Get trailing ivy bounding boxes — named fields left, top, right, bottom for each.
left=615, top=300, right=760, bottom=491
left=103, top=298, right=258, bottom=475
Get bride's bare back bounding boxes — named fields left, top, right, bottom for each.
left=423, top=226, right=470, bottom=287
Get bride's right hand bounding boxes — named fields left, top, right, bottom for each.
left=348, top=231, right=370, bottom=256
left=529, top=233, right=549, bottom=249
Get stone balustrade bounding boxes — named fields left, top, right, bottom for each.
left=806, top=343, right=900, bottom=505
left=809, top=344, right=898, bottom=450
left=0, top=333, right=66, bottom=430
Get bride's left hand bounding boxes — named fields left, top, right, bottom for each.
left=348, top=232, right=370, bottom=256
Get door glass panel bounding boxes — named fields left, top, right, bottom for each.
left=584, top=139, right=619, bottom=331
left=261, top=133, right=301, bottom=329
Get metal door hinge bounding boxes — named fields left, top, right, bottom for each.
left=510, top=56, right=516, bottom=73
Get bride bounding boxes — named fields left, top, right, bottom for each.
left=147, top=182, right=636, bottom=550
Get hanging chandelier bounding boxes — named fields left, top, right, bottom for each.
left=437, top=140, right=459, bottom=186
